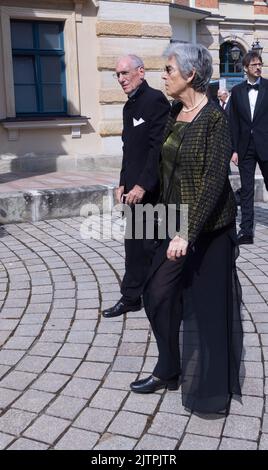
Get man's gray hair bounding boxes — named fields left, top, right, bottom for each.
left=128, top=54, right=144, bottom=68
left=218, top=88, right=229, bottom=95
left=117, top=54, right=144, bottom=69
left=163, top=42, right=213, bottom=93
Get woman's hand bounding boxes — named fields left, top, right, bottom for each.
left=167, top=235, right=188, bottom=261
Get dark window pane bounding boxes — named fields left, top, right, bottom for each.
left=219, top=42, right=243, bottom=77
left=12, top=21, right=66, bottom=114
left=15, top=85, right=37, bottom=113
left=235, top=62, right=243, bottom=73
left=39, top=23, right=61, bottom=49
left=11, top=21, right=33, bottom=49
left=42, top=85, right=64, bottom=112
left=13, top=56, right=35, bottom=84
left=40, top=56, right=62, bottom=83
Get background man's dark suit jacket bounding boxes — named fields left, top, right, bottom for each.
left=119, top=80, right=170, bottom=204
left=229, top=77, right=268, bottom=161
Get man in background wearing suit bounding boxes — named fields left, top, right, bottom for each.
left=230, top=51, right=268, bottom=245
left=217, top=88, right=231, bottom=115
left=102, top=54, right=170, bottom=318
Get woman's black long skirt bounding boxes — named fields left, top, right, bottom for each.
left=143, top=224, right=243, bottom=414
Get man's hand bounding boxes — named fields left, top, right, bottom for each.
left=124, top=185, right=146, bottom=205
left=231, top=152, right=239, bottom=166
left=116, top=185, right=125, bottom=204
left=167, top=235, right=188, bottom=261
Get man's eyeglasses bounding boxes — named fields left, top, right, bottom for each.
left=248, top=63, right=263, bottom=69
left=113, top=70, right=131, bottom=79
left=113, top=66, right=141, bottom=79
left=163, top=65, right=177, bottom=75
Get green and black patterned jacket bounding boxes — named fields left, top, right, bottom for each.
left=160, top=100, right=237, bottom=245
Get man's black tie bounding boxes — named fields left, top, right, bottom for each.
left=247, top=83, right=259, bottom=91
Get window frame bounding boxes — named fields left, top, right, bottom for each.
left=11, top=20, right=67, bottom=116
left=0, top=6, right=80, bottom=118
left=220, top=42, right=244, bottom=78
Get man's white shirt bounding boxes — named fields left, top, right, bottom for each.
left=248, top=78, right=261, bottom=120
left=220, top=95, right=230, bottom=110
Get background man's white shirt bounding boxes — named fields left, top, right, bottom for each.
left=248, top=78, right=260, bottom=120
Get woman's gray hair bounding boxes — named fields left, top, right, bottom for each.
left=163, top=43, right=213, bottom=93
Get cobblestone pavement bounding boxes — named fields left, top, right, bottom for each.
left=0, top=203, right=268, bottom=451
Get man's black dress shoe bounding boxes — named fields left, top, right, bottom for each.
left=130, top=375, right=179, bottom=394
left=102, top=298, right=142, bottom=318
left=237, top=233, right=254, bottom=245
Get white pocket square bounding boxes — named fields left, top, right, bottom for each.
left=133, top=117, right=145, bottom=127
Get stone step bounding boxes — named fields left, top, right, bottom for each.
left=230, top=174, right=268, bottom=203
left=0, top=184, right=116, bottom=224
left=0, top=173, right=267, bottom=224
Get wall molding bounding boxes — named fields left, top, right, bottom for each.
left=1, top=117, right=88, bottom=140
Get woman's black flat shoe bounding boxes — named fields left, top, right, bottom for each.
left=130, top=375, right=178, bottom=394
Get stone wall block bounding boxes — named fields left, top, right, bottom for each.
left=99, top=89, right=126, bottom=104
left=98, top=56, right=165, bottom=71
left=141, top=23, right=172, bottom=38
left=99, top=120, right=123, bottom=137
left=96, top=21, right=142, bottom=37
left=96, top=21, right=171, bottom=39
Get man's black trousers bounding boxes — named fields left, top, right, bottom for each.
left=120, top=208, right=155, bottom=304
left=239, top=137, right=268, bottom=235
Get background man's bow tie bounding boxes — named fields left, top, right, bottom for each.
left=247, top=83, right=259, bottom=91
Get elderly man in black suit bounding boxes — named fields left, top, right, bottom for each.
left=217, top=88, right=231, bottom=114
left=230, top=51, right=268, bottom=245
left=102, top=54, right=170, bottom=318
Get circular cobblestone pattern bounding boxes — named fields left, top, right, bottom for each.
left=0, top=204, right=268, bottom=450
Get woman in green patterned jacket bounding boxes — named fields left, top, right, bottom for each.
left=130, top=43, right=243, bottom=415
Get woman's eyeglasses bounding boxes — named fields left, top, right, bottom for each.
left=164, top=65, right=177, bottom=75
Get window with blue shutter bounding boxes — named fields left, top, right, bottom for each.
left=220, top=42, right=244, bottom=78
left=11, top=20, right=67, bottom=116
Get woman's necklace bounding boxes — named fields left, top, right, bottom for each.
left=181, top=94, right=207, bottom=113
